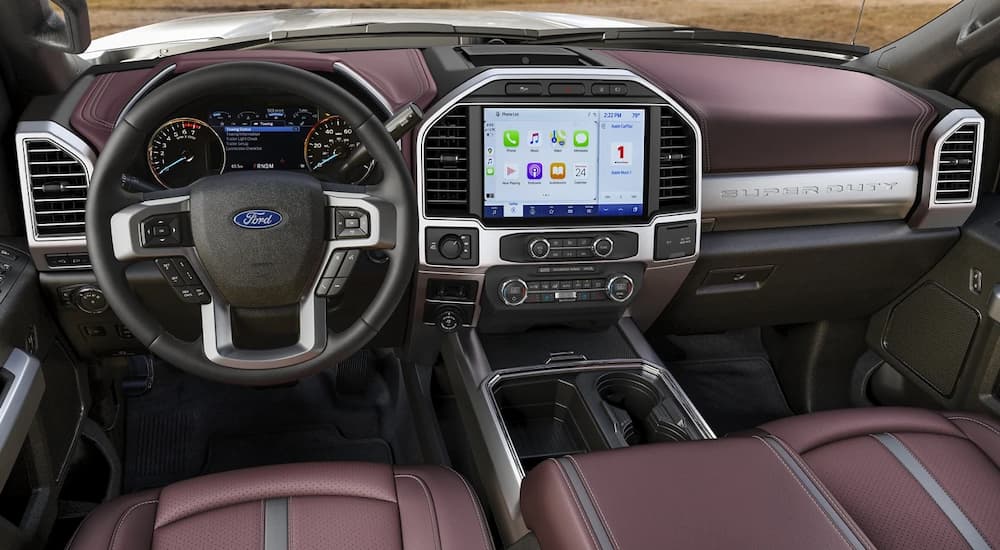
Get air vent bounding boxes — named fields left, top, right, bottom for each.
left=423, top=107, right=470, bottom=217
left=934, top=123, right=980, bottom=204
left=24, top=139, right=88, bottom=237
left=657, top=108, right=697, bottom=213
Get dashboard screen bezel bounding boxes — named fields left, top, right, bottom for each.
left=468, top=104, right=662, bottom=227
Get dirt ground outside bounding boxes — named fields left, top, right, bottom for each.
left=88, top=0, right=958, bottom=49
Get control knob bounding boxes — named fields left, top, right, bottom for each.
left=593, top=236, right=614, bottom=258
left=499, top=278, right=529, bottom=306
left=73, top=286, right=109, bottom=314
left=528, top=238, right=551, bottom=259
left=606, top=274, right=635, bottom=303
left=437, top=234, right=463, bottom=260
left=435, top=306, right=463, bottom=333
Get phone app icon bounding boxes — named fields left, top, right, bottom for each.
left=550, top=162, right=566, bottom=180
left=550, top=130, right=567, bottom=147
left=573, top=130, right=590, bottom=147
left=503, top=130, right=520, bottom=147
left=526, top=162, right=544, bottom=180
left=485, top=166, right=495, bottom=176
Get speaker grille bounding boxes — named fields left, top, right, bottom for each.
left=883, top=283, right=979, bottom=396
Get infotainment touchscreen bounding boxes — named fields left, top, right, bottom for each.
left=482, top=107, right=646, bottom=219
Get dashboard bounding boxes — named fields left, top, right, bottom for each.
left=141, top=97, right=374, bottom=188
left=11, top=45, right=986, bottom=359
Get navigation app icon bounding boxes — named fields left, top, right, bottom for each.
left=550, top=130, right=567, bottom=147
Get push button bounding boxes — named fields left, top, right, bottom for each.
left=141, top=214, right=185, bottom=248
left=506, top=82, right=542, bottom=96
left=155, top=258, right=183, bottom=286
left=334, top=208, right=370, bottom=239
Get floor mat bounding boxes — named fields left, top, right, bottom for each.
left=123, top=353, right=410, bottom=492
left=655, top=329, right=793, bottom=435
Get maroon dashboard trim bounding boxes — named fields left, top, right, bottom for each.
left=70, top=49, right=438, bottom=151
left=604, top=50, right=937, bottom=173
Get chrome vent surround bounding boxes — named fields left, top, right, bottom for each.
left=658, top=107, right=697, bottom=213
left=23, top=139, right=89, bottom=237
left=423, top=106, right=470, bottom=217
left=933, top=122, right=981, bottom=204
left=909, top=110, right=985, bottom=230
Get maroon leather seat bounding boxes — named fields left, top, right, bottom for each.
left=521, top=407, right=1000, bottom=550
left=68, top=462, right=494, bottom=550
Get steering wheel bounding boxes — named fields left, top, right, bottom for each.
left=85, top=62, right=416, bottom=385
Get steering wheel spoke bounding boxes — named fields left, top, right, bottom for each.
left=110, top=193, right=195, bottom=262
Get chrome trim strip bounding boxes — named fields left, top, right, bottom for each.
left=910, top=109, right=985, bottom=230
left=703, top=166, right=919, bottom=231
left=332, top=62, right=393, bottom=115
left=14, top=121, right=94, bottom=271
left=114, top=64, right=177, bottom=126
left=873, top=433, right=990, bottom=550
left=0, top=349, right=45, bottom=487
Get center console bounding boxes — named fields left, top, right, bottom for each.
left=412, top=67, right=702, bottom=339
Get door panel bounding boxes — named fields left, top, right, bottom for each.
left=867, top=196, right=1000, bottom=416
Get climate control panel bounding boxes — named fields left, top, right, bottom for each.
left=498, top=274, right=635, bottom=306
left=500, top=231, right=638, bottom=263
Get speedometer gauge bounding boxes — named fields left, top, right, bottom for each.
left=147, top=118, right=225, bottom=188
left=304, top=115, right=374, bottom=184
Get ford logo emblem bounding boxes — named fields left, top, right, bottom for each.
left=233, top=209, right=283, bottom=229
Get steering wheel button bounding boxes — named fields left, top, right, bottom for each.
left=323, top=250, right=347, bottom=278
left=344, top=218, right=361, bottom=229
left=328, top=278, right=348, bottom=296
left=337, top=250, right=360, bottom=278
left=316, top=278, right=335, bottom=296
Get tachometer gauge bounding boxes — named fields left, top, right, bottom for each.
left=147, top=118, right=225, bottom=188
left=304, top=115, right=374, bottom=184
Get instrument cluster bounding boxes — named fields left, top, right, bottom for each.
left=145, top=99, right=374, bottom=188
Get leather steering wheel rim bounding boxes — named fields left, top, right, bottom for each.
left=85, top=61, right=416, bottom=385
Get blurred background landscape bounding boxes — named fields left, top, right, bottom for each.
left=89, top=0, right=958, bottom=48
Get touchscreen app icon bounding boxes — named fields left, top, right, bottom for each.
left=573, top=130, right=590, bottom=147
left=485, top=166, right=495, bottom=176
left=503, top=130, right=519, bottom=147
left=529, top=131, right=540, bottom=145
left=526, top=162, right=544, bottom=180
left=504, top=164, right=518, bottom=178
left=550, top=162, right=566, bottom=180
left=550, top=130, right=567, bottom=147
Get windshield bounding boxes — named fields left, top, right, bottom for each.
left=88, top=0, right=960, bottom=49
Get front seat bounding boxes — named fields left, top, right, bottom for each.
left=521, top=407, right=1000, bottom=550
left=68, top=462, right=495, bottom=550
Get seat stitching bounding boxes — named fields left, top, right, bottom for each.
left=566, top=455, right=621, bottom=550
left=766, top=434, right=875, bottom=550
left=108, top=500, right=158, bottom=550
left=947, top=416, right=1000, bottom=438
left=442, top=467, right=495, bottom=550
left=551, top=459, right=602, bottom=550
left=878, top=433, right=993, bottom=549
left=752, top=436, right=854, bottom=549
left=394, top=474, right=443, bottom=550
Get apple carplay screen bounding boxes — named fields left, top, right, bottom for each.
left=483, top=107, right=647, bottom=223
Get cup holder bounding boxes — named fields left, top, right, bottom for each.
left=597, top=372, right=690, bottom=444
